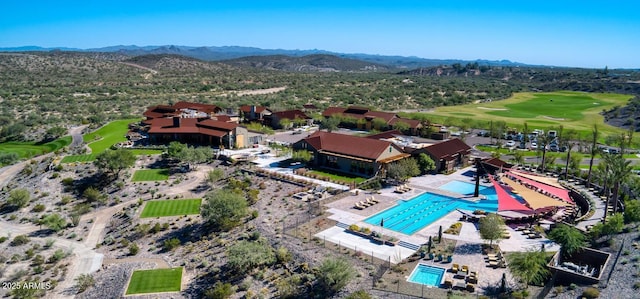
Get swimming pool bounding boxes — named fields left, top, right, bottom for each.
left=364, top=192, right=498, bottom=235
left=408, top=264, right=445, bottom=287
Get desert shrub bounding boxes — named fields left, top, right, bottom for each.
left=582, top=287, right=600, bottom=299
left=10, top=235, right=30, bottom=246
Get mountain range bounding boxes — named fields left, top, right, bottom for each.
left=0, top=45, right=536, bottom=69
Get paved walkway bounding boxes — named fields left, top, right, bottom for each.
left=564, top=180, right=607, bottom=231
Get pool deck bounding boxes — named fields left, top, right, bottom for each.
left=318, top=166, right=562, bottom=293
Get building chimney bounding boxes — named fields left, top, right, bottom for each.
left=173, top=116, right=181, bottom=127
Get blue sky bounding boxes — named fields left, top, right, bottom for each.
left=2, top=1, right=639, bottom=68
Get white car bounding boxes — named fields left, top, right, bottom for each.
left=506, top=141, right=516, bottom=147
left=530, top=142, right=538, bottom=150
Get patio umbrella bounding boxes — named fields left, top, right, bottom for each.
left=380, top=218, right=384, bottom=227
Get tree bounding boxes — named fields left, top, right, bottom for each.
left=586, top=124, right=599, bottom=187
left=548, top=224, right=586, bottom=258
left=512, top=150, right=524, bottom=166
left=372, top=117, right=388, bottom=131
left=591, top=213, right=624, bottom=241
left=201, top=190, right=248, bottom=231
left=83, top=187, right=106, bottom=204
left=610, top=154, right=632, bottom=214
left=507, top=250, right=550, bottom=288
left=416, top=153, right=436, bottom=174
left=291, top=149, right=313, bottom=163
left=226, top=240, right=275, bottom=273
left=206, top=169, right=225, bottom=185
left=279, top=118, right=292, bottom=129
left=129, top=243, right=140, bottom=255
left=386, top=158, right=420, bottom=182
left=167, top=141, right=188, bottom=158
left=45, top=126, right=67, bottom=140
left=74, top=274, right=95, bottom=293
left=205, top=282, right=235, bottom=299
left=163, top=238, right=181, bottom=251
left=8, top=189, right=30, bottom=208
left=321, top=116, right=341, bottom=132
left=479, top=213, right=505, bottom=247
left=94, top=149, right=136, bottom=177
left=392, top=121, right=410, bottom=133
left=42, top=213, right=67, bottom=232
left=538, top=133, right=554, bottom=172
left=316, top=257, right=355, bottom=293
left=623, top=199, right=640, bottom=223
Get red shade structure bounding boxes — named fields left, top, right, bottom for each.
left=488, top=176, right=532, bottom=212
left=506, top=171, right=573, bottom=204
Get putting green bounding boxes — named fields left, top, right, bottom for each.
left=428, top=91, right=633, bottom=136
left=132, top=169, right=170, bottom=182
left=125, top=267, right=183, bottom=294
left=140, top=199, right=202, bottom=218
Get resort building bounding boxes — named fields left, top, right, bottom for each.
left=239, top=105, right=273, bottom=123
left=322, top=106, right=423, bottom=135
left=143, top=101, right=223, bottom=120
left=267, top=109, right=313, bottom=129
left=413, top=138, right=472, bottom=173
left=292, top=131, right=409, bottom=177
left=146, top=117, right=248, bottom=149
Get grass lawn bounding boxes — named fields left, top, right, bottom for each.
left=140, top=199, right=202, bottom=218
left=308, top=169, right=367, bottom=184
left=0, top=136, right=72, bottom=163
left=125, top=267, right=183, bottom=295
left=408, top=91, right=633, bottom=139
left=129, top=149, right=164, bottom=155
left=132, top=169, right=170, bottom=182
left=83, top=118, right=141, bottom=154
left=60, top=153, right=97, bottom=163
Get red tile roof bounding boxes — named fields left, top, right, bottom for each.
left=171, top=101, right=221, bottom=114
left=366, top=130, right=404, bottom=140
left=211, top=115, right=232, bottom=122
left=272, top=109, right=310, bottom=120
left=143, top=102, right=220, bottom=119
left=143, top=105, right=179, bottom=119
left=424, top=138, right=471, bottom=160
left=240, top=105, right=269, bottom=113
left=321, top=106, right=415, bottom=126
left=147, top=117, right=237, bottom=137
left=389, top=117, right=422, bottom=129
left=301, top=131, right=402, bottom=160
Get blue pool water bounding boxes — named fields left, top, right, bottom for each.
left=364, top=181, right=505, bottom=235
left=408, top=264, right=445, bottom=287
left=364, top=192, right=499, bottom=235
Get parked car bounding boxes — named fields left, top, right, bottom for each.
left=506, top=141, right=516, bottom=147
left=530, top=142, right=538, bottom=150
left=549, top=144, right=559, bottom=152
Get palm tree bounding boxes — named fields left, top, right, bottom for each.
left=548, top=224, right=586, bottom=258
left=562, top=130, right=577, bottom=180
left=507, top=250, right=550, bottom=288
left=538, top=133, right=554, bottom=172
left=597, top=154, right=614, bottom=221
left=587, top=124, right=599, bottom=187
left=610, top=154, right=633, bottom=214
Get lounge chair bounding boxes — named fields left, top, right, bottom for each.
left=451, top=263, right=459, bottom=273
left=467, top=271, right=478, bottom=284
left=359, top=200, right=372, bottom=207
left=466, top=283, right=475, bottom=292
left=487, top=251, right=502, bottom=259
left=444, top=278, right=453, bottom=289
left=461, top=265, right=469, bottom=274
left=435, top=254, right=443, bottom=262
left=369, top=196, right=379, bottom=204
left=394, top=187, right=405, bottom=194
left=487, top=256, right=502, bottom=262
left=354, top=202, right=365, bottom=210
left=446, top=255, right=453, bottom=263
left=427, top=252, right=435, bottom=260
left=366, top=197, right=377, bottom=205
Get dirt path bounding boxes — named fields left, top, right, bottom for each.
left=119, top=62, right=158, bottom=74
left=0, top=153, right=53, bottom=189
left=162, top=165, right=214, bottom=198
left=0, top=219, right=103, bottom=299
left=103, top=257, right=170, bottom=268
